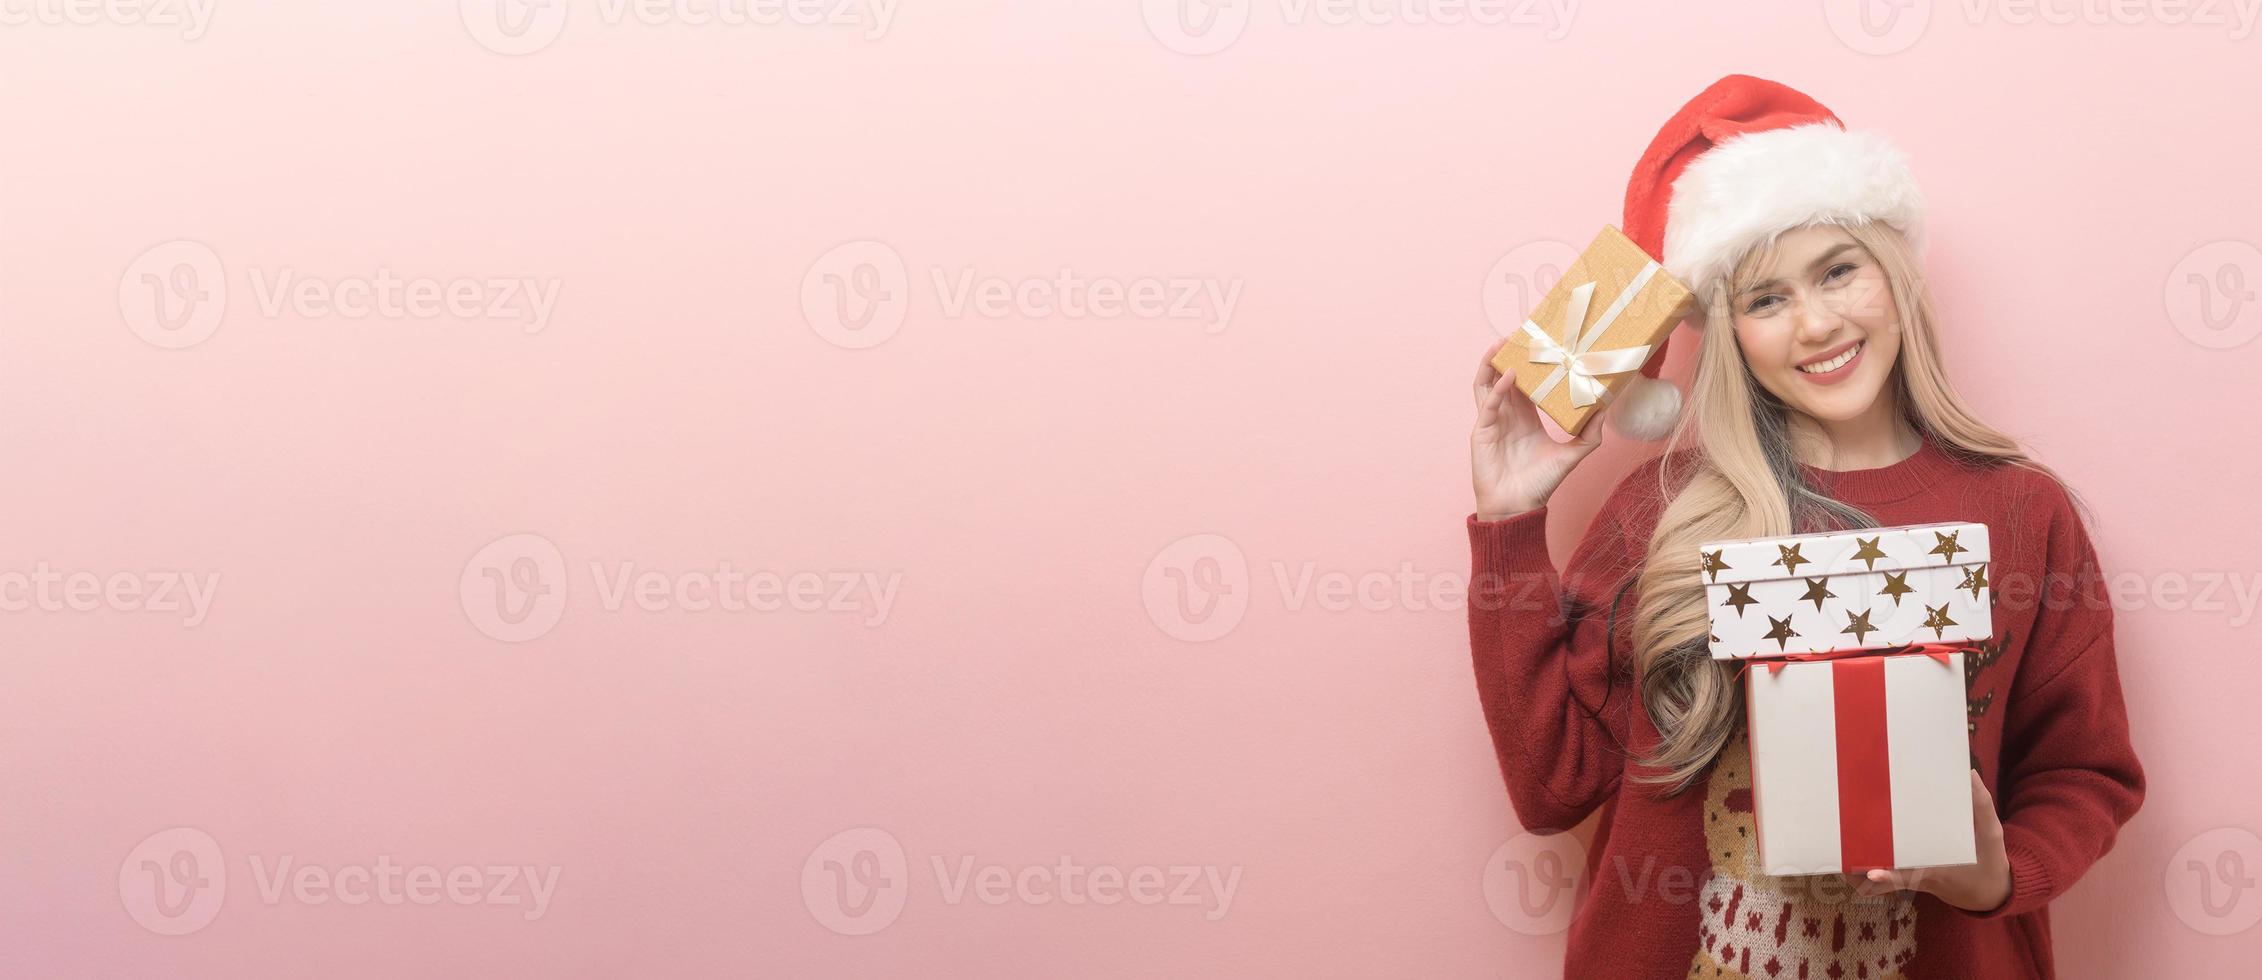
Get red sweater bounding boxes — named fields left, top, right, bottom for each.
left=1466, top=433, right=2143, bottom=979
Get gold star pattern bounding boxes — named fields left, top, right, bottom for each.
left=1722, top=581, right=1758, bottom=617
left=1701, top=549, right=1731, bottom=583
left=1958, top=565, right=1989, bottom=601
left=1850, top=535, right=1888, bottom=571
left=1929, top=529, right=1968, bottom=564
left=1842, top=608, right=1879, bottom=645
left=1878, top=570, right=1915, bottom=606
left=1763, top=614, right=1800, bottom=652
left=1922, top=603, right=1958, bottom=640
left=1772, top=543, right=1810, bottom=576
left=1799, top=576, right=1837, bottom=611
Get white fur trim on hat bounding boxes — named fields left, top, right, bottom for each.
left=1606, top=373, right=1682, bottom=441
left=1662, top=122, right=1925, bottom=304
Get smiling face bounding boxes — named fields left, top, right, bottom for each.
left=1727, top=223, right=1903, bottom=426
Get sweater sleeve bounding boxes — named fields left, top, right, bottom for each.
left=1465, top=499, right=1642, bottom=834
left=1962, top=494, right=2145, bottom=919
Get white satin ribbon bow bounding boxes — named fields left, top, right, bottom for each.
left=1518, top=260, right=1662, bottom=408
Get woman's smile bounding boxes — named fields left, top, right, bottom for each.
left=1794, top=339, right=1865, bottom=384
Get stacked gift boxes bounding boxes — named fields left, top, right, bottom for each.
left=1699, top=522, right=1992, bottom=876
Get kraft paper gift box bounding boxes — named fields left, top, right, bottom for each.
left=1490, top=224, right=1694, bottom=437
left=1745, top=649, right=1978, bottom=875
left=1701, top=521, right=1992, bottom=660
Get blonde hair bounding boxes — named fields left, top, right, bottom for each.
left=1621, top=219, right=2083, bottom=793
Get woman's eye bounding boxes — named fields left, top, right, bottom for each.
left=1745, top=295, right=1780, bottom=315
left=1823, top=262, right=1857, bottom=283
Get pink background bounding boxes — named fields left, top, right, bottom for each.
left=4, top=2, right=2260, bottom=976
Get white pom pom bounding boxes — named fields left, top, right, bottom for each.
left=1607, top=375, right=1682, bottom=441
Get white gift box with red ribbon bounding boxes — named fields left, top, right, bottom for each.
left=1745, top=648, right=1978, bottom=876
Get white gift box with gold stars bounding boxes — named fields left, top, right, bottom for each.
left=1698, top=522, right=1992, bottom=660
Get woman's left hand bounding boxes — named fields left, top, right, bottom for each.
left=1855, top=770, right=2011, bottom=913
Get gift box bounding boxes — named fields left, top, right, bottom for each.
left=1491, top=224, right=1694, bottom=437
left=1701, top=521, right=1992, bottom=660
left=1745, top=648, right=1977, bottom=875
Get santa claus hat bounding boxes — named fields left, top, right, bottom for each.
left=1605, top=74, right=1927, bottom=440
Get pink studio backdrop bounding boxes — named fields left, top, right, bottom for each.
left=2, top=3, right=2258, bottom=977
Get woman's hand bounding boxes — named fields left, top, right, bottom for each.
left=1855, top=770, right=2012, bottom=913
left=1471, top=336, right=1606, bottom=520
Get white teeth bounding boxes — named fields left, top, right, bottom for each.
left=1798, top=342, right=1861, bottom=375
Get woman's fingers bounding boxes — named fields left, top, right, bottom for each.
left=1857, top=868, right=1914, bottom=897
left=1971, top=770, right=2004, bottom=837
left=1572, top=398, right=1608, bottom=448
left=1474, top=337, right=1510, bottom=407
left=1490, top=373, right=1535, bottom=432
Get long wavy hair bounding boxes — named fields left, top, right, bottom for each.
left=1622, top=218, right=2083, bottom=794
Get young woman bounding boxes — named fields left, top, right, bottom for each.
left=1465, top=76, right=2142, bottom=979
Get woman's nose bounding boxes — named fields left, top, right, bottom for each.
left=1794, top=297, right=1837, bottom=343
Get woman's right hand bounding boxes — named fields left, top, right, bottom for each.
left=1471, top=336, right=1607, bottom=520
